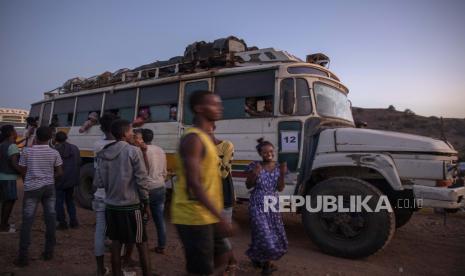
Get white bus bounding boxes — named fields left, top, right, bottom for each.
left=29, top=38, right=461, bottom=259
left=30, top=45, right=352, bottom=206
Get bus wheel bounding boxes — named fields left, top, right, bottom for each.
left=394, top=208, right=414, bottom=228
left=302, top=177, right=396, bottom=258
left=75, top=163, right=95, bottom=210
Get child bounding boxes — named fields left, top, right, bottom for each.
left=54, top=131, right=80, bottom=230
left=245, top=138, right=288, bottom=275
left=0, top=125, right=22, bottom=233
left=132, top=107, right=150, bottom=127
left=79, top=112, right=99, bottom=133
left=23, top=117, right=38, bottom=147
left=15, top=126, right=63, bottom=267
left=210, top=125, right=238, bottom=274
left=93, top=119, right=151, bottom=276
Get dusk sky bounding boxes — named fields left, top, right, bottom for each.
left=1, top=0, right=464, bottom=118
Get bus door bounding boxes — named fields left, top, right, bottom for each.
left=40, top=102, right=52, bottom=127
left=277, top=121, right=302, bottom=172
left=276, top=77, right=310, bottom=194
left=180, top=78, right=211, bottom=134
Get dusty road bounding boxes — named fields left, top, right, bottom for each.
left=1, top=190, right=465, bottom=276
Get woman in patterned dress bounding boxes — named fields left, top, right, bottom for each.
left=245, top=138, right=288, bottom=275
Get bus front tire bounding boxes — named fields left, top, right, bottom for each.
left=301, top=177, right=396, bottom=259
left=75, top=163, right=95, bottom=210
left=394, top=208, right=414, bottom=228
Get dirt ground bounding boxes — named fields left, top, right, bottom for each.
left=1, top=186, right=465, bottom=276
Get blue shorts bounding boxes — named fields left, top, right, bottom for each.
left=0, top=180, right=18, bottom=201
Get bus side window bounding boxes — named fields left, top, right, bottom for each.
left=215, top=70, right=275, bottom=119
left=183, top=81, right=209, bottom=125
left=75, top=94, right=103, bottom=126
left=246, top=96, right=273, bottom=117
left=139, top=82, right=179, bottom=122
left=29, top=104, right=41, bottom=122
left=52, top=97, right=75, bottom=127
left=104, top=89, right=137, bottom=122
left=280, top=78, right=312, bottom=116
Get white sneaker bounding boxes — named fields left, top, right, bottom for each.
left=9, top=224, right=16, bottom=233
left=122, top=270, right=136, bottom=276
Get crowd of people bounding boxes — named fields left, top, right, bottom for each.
left=0, top=89, right=289, bottom=275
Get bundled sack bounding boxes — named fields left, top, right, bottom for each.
left=62, top=77, right=86, bottom=93
left=97, top=71, right=112, bottom=86
left=212, top=36, right=247, bottom=55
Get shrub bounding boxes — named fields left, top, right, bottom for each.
left=404, top=109, right=415, bottom=116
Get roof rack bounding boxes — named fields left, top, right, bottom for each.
left=52, top=36, right=321, bottom=96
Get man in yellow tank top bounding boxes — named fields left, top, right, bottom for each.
left=171, top=90, right=232, bottom=275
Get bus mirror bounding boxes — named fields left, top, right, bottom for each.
left=282, top=89, right=295, bottom=115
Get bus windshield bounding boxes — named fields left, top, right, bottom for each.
left=314, top=83, right=353, bottom=122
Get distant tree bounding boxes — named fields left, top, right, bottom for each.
left=458, top=146, right=465, bottom=162
left=404, top=109, right=415, bottom=116
left=387, top=105, right=396, bottom=111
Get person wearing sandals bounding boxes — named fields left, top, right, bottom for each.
left=245, top=138, right=288, bottom=275
left=93, top=113, right=118, bottom=276
left=133, top=128, right=168, bottom=255
left=171, top=90, right=232, bottom=275
left=93, top=119, right=152, bottom=276
left=0, top=125, right=22, bottom=233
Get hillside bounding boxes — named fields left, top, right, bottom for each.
left=352, top=107, right=465, bottom=161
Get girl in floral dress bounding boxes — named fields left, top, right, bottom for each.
left=245, top=138, right=288, bottom=275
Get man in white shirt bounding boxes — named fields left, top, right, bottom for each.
left=134, top=128, right=167, bottom=254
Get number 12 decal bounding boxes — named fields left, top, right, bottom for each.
left=284, top=136, right=296, bottom=143
left=281, top=131, right=299, bottom=153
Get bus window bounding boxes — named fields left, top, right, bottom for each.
left=183, top=81, right=209, bottom=125
left=29, top=104, right=41, bottom=120
left=215, top=70, right=275, bottom=119
left=245, top=96, right=273, bottom=117
left=287, top=66, right=327, bottom=77
left=139, top=83, right=179, bottom=122
left=41, top=103, right=52, bottom=126
left=104, top=89, right=136, bottom=121
left=75, top=94, right=102, bottom=126
left=296, top=78, right=312, bottom=115
left=52, top=97, right=75, bottom=127
left=280, top=78, right=312, bottom=116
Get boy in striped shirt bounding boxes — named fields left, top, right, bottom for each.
left=14, top=126, right=63, bottom=267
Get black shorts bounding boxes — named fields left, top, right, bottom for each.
left=105, top=206, right=147, bottom=243
left=0, top=180, right=18, bottom=201
left=176, top=224, right=231, bottom=275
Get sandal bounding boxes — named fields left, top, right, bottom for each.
left=153, top=247, right=165, bottom=254
left=122, top=258, right=138, bottom=268
left=225, top=264, right=237, bottom=275
left=261, top=263, right=277, bottom=275
left=252, top=260, right=264, bottom=268
left=97, top=266, right=110, bottom=276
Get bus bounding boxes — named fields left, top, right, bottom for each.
left=29, top=37, right=462, bottom=258
left=30, top=43, right=352, bottom=208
